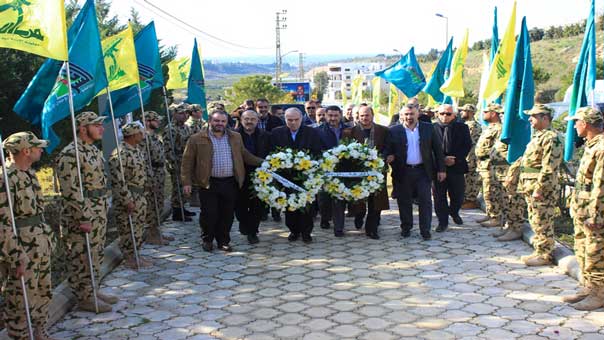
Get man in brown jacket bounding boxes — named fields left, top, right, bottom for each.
left=342, top=104, right=390, bottom=239
left=181, top=110, right=263, bottom=252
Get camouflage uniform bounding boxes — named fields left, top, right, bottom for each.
left=518, top=122, right=563, bottom=257
left=109, top=125, right=147, bottom=258
left=57, top=136, right=108, bottom=302
left=464, top=118, right=483, bottom=202
left=475, top=121, right=504, bottom=220
left=1, top=132, right=52, bottom=339
left=165, top=120, right=192, bottom=208
left=141, top=127, right=165, bottom=231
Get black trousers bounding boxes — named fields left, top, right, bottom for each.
left=433, top=171, right=465, bottom=227
left=355, top=196, right=381, bottom=234
left=285, top=209, right=314, bottom=236
left=318, top=192, right=332, bottom=225
left=198, top=177, right=238, bottom=245
left=235, top=175, right=263, bottom=236
left=396, top=167, right=433, bottom=235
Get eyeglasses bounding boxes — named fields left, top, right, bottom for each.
left=306, top=107, right=316, bottom=110
left=439, top=112, right=453, bottom=116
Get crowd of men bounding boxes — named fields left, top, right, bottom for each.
left=1, top=97, right=604, bottom=339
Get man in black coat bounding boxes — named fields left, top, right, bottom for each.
left=387, top=104, right=446, bottom=240
left=257, top=98, right=284, bottom=132
left=432, top=104, right=472, bottom=232
left=235, top=110, right=272, bottom=244
left=270, top=108, right=322, bottom=243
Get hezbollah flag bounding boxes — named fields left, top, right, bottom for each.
left=351, top=75, right=363, bottom=105
left=186, top=38, right=208, bottom=119
left=482, top=1, right=516, bottom=103
left=441, top=29, right=469, bottom=98
left=167, top=56, right=190, bottom=90
left=387, top=84, right=399, bottom=117
left=101, top=24, right=139, bottom=92
left=341, top=80, right=348, bottom=106
left=0, top=0, right=67, bottom=60
left=371, top=77, right=381, bottom=112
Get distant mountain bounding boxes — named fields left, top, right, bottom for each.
left=203, top=62, right=295, bottom=79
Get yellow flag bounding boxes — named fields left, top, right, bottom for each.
left=477, top=51, right=490, bottom=113
left=351, top=75, right=363, bottom=105
left=167, top=57, right=191, bottom=90
left=341, top=80, right=348, bottom=106
left=482, top=1, right=517, bottom=102
left=101, top=25, right=139, bottom=92
left=371, top=77, right=382, bottom=112
left=0, top=0, right=68, bottom=60
left=388, top=84, right=399, bottom=117
left=441, top=29, right=469, bottom=98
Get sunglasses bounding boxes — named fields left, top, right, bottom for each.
left=439, top=112, right=453, bottom=116
left=306, top=107, right=316, bottom=110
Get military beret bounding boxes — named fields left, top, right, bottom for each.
left=524, top=104, right=554, bottom=116
left=565, top=106, right=604, bottom=124
left=145, top=111, right=162, bottom=121
left=460, top=104, right=477, bottom=112
left=76, top=111, right=106, bottom=126
left=483, top=103, right=504, bottom=114
left=121, top=122, right=144, bottom=137
left=3, top=131, right=48, bottom=153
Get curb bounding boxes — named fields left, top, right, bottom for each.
left=1, top=203, right=171, bottom=339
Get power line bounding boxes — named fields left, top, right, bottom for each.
left=138, top=0, right=272, bottom=50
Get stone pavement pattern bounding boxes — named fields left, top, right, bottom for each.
left=50, top=204, right=604, bottom=339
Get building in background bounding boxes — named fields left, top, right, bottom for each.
left=320, top=62, right=388, bottom=104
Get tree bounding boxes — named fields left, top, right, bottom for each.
left=129, top=7, right=145, bottom=35
left=313, top=71, right=329, bottom=102
left=533, top=66, right=551, bottom=86
left=96, top=0, right=125, bottom=37
left=529, top=27, right=544, bottom=42
left=224, top=75, right=292, bottom=112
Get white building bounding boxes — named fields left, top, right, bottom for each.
left=323, top=62, right=389, bottom=104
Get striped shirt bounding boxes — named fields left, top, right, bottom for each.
left=209, top=131, right=234, bottom=178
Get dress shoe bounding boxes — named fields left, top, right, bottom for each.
left=562, top=287, right=590, bottom=303
left=320, top=221, right=330, bottom=229
left=247, top=234, right=259, bottom=244
left=272, top=210, right=281, bottom=222
left=421, top=233, right=432, bottom=241
left=97, top=292, right=119, bottom=305
left=475, top=215, right=491, bottom=223
left=172, top=208, right=192, bottom=222
left=481, top=218, right=501, bottom=228
left=302, top=234, right=313, bottom=243
left=78, top=298, right=112, bottom=313
left=202, top=241, right=213, bottom=252
left=401, top=229, right=411, bottom=238
left=523, top=254, right=552, bottom=266
left=450, top=213, right=463, bottom=225
left=366, top=232, right=380, bottom=240
left=497, top=229, right=522, bottom=242
left=183, top=208, right=196, bottom=216
left=218, top=244, right=233, bottom=252
left=435, top=224, right=448, bottom=232
left=334, top=231, right=344, bottom=237
left=461, top=200, right=480, bottom=209
left=287, top=233, right=299, bottom=241
left=572, top=287, right=604, bottom=311
left=354, top=216, right=364, bottom=229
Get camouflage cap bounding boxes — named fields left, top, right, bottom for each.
left=460, top=104, right=476, bottom=112
left=565, top=107, right=604, bottom=124
left=121, top=122, right=144, bottom=137
left=208, top=102, right=225, bottom=111
left=524, top=104, right=554, bottom=116
left=169, top=103, right=186, bottom=114
left=77, top=111, right=106, bottom=126
left=483, top=103, right=504, bottom=114
left=3, top=131, right=49, bottom=153
left=145, top=111, right=162, bottom=121
left=190, top=104, right=202, bottom=111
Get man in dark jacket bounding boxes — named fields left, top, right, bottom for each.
left=432, top=104, right=472, bottom=232
left=235, top=110, right=272, bottom=244
left=257, top=98, right=284, bottom=132
left=270, top=108, right=322, bottom=243
left=387, top=105, right=446, bottom=240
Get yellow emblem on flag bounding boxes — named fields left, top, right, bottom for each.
left=441, top=29, right=469, bottom=98
left=167, top=57, right=191, bottom=90
left=0, top=0, right=68, bottom=60
left=371, top=77, right=382, bottom=112
left=482, top=1, right=517, bottom=103
left=102, top=25, right=139, bottom=92
left=388, top=84, right=399, bottom=117
left=341, top=80, right=348, bottom=106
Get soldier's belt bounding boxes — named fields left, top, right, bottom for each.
left=520, top=166, right=540, bottom=174
left=128, top=185, right=145, bottom=194
left=575, top=183, right=592, bottom=192
left=490, top=160, right=509, bottom=166
left=15, top=214, right=45, bottom=228
left=84, top=188, right=108, bottom=198
left=151, top=162, right=164, bottom=168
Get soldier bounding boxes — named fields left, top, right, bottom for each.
left=0, top=132, right=54, bottom=339
left=142, top=111, right=174, bottom=245
left=460, top=104, right=483, bottom=209
left=513, top=105, right=563, bottom=260
left=474, top=103, right=505, bottom=227
left=56, top=112, right=116, bottom=314
left=185, top=103, right=206, bottom=134
left=563, top=107, right=604, bottom=310
left=109, top=123, right=151, bottom=268
left=165, top=104, right=194, bottom=221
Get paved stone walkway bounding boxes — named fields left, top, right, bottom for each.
left=50, top=204, right=604, bottom=339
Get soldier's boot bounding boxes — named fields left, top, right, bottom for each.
left=492, top=227, right=508, bottom=237
left=97, top=292, right=119, bottom=305
left=562, top=286, right=591, bottom=304
left=480, top=218, right=501, bottom=228
left=34, top=327, right=57, bottom=340
left=520, top=252, right=539, bottom=263
left=524, top=254, right=553, bottom=267
left=571, top=287, right=604, bottom=311
left=475, top=215, right=491, bottom=223
left=461, top=200, right=480, bottom=209
left=497, top=229, right=523, bottom=242
left=146, top=227, right=169, bottom=245
left=78, top=298, right=112, bottom=313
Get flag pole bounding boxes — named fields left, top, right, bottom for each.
left=65, top=61, right=99, bottom=314
left=105, top=88, right=141, bottom=270
left=136, top=84, right=166, bottom=236
left=161, top=86, right=186, bottom=221
left=0, top=139, right=35, bottom=340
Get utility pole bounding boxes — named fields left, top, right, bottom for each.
left=298, top=52, right=304, bottom=81
left=275, top=10, right=287, bottom=89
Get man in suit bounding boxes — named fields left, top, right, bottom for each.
left=387, top=104, right=446, bottom=240
left=235, top=110, right=272, bottom=244
left=256, top=98, right=284, bottom=132
left=270, top=108, right=322, bottom=243
left=432, top=104, right=472, bottom=232
left=343, top=104, right=390, bottom=239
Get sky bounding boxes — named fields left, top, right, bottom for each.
left=108, top=0, right=603, bottom=63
